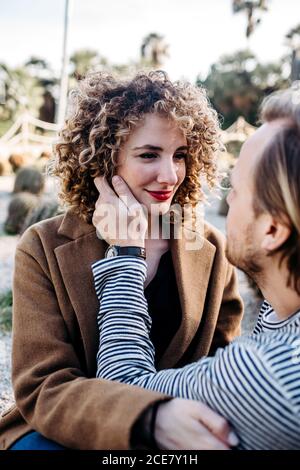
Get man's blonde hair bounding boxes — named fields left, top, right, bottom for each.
left=254, top=85, right=300, bottom=293
left=260, top=84, right=300, bottom=124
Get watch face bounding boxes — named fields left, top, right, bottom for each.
left=106, top=246, right=118, bottom=258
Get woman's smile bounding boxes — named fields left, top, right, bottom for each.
left=116, top=114, right=187, bottom=215
left=144, top=189, right=174, bottom=201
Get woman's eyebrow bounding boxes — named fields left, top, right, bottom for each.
left=132, top=145, right=163, bottom=151
left=132, top=145, right=188, bottom=151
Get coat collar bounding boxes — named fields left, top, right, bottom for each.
left=58, top=208, right=95, bottom=240
left=55, top=210, right=216, bottom=371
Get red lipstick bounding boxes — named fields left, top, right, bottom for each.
left=145, top=190, right=173, bottom=201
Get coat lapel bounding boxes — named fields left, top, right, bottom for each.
left=157, top=229, right=216, bottom=370
left=55, top=211, right=107, bottom=373
left=55, top=210, right=217, bottom=373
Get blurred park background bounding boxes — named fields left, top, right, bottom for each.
left=0, top=0, right=300, bottom=413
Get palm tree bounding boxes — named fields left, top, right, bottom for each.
left=232, top=0, right=269, bottom=38
left=197, top=49, right=288, bottom=128
left=140, top=33, right=169, bottom=68
left=70, top=49, right=108, bottom=78
left=24, top=57, right=57, bottom=123
left=0, top=63, right=44, bottom=122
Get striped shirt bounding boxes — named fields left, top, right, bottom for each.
left=92, top=257, right=300, bottom=450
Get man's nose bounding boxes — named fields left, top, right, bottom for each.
left=157, top=160, right=178, bottom=185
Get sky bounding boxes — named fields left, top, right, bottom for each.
left=0, top=0, right=299, bottom=82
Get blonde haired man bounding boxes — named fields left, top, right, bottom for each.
left=92, top=86, right=300, bottom=449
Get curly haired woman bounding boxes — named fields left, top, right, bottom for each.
left=0, top=71, right=243, bottom=450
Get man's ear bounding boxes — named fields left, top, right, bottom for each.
left=261, top=216, right=291, bottom=252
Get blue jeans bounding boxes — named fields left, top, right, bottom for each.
left=9, top=431, right=66, bottom=450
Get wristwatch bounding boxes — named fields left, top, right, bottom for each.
left=105, top=245, right=146, bottom=259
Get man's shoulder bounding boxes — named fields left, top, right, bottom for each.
left=235, top=329, right=299, bottom=359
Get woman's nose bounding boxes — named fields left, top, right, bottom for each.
left=156, top=160, right=178, bottom=185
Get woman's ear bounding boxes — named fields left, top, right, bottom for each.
left=261, top=216, right=291, bottom=252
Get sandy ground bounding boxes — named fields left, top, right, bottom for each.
left=0, top=175, right=262, bottom=415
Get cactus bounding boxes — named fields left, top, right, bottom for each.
left=39, top=151, right=52, bottom=160
left=13, top=166, right=45, bottom=195
left=8, top=154, right=26, bottom=173
left=35, top=151, right=53, bottom=172
left=4, top=192, right=39, bottom=235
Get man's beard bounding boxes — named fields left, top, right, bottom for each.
left=226, top=225, right=264, bottom=284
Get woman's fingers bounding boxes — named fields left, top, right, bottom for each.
left=193, top=401, right=239, bottom=447
left=94, top=176, right=115, bottom=198
left=95, top=175, right=141, bottom=215
left=111, top=176, right=141, bottom=214
left=192, top=421, right=230, bottom=450
left=154, top=398, right=234, bottom=450
left=93, top=175, right=147, bottom=245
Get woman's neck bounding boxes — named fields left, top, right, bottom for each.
left=145, top=217, right=167, bottom=249
left=146, top=214, right=171, bottom=240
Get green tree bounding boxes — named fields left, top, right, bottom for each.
left=197, top=50, right=289, bottom=128
left=0, top=63, right=44, bottom=123
left=70, top=49, right=108, bottom=78
left=24, top=56, right=57, bottom=122
left=140, top=33, right=169, bottom=68
left=0, top=55, right=59, bottom=132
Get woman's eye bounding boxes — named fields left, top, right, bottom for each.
left=174, top=153, right=187, bottom=160
left=139, top=153, right=158, bottom=159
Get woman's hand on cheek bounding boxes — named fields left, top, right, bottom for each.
left=92, top=175, right=148, bottom=247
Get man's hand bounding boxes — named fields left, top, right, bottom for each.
left=93, top=176, right=147, bottom=247
left=154, top=398, right=239, bottom=450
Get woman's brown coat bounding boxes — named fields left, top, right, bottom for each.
left=0, top=209, right=243, bottom=449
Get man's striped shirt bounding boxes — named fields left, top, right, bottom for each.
left=92, top=257, right=300, bottom=450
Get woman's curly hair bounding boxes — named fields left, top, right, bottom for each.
left=51, top=70, right=222, bottom=223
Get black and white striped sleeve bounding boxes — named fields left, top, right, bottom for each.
left=92, top=257, right=300, bottom=450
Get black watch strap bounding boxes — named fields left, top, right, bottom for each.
left=105, top=245, right=146, bottom=259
